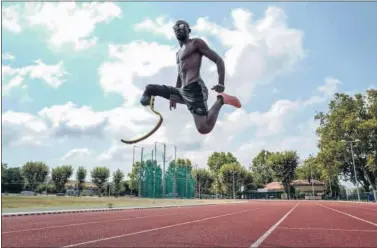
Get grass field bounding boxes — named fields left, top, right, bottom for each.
left=2, top=195, right=238, bottom=209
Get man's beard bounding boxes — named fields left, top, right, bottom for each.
left=176, top=34, right=187, bottom=41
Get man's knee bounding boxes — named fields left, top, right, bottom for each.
left=144, top=84, right=157, bottom=94
left=196, top=125, right=210, bottom=135
left=144, top=84, right=170, bottom=99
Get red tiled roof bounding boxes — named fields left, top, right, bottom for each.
left=263, top=179, right=325, bottom=190
left=291, top=179, right=324, bottom=186
left=264, top=182, right=283, bottom=190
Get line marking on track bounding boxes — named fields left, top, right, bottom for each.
left=330, top=204, right=377, bottom=212
left=277, top=227, right=377, bottom=232
left=318, top=204, right=377, bottom=227
left=62, top=208, right=260, bottom=248
left=249, top=202, right=300, bottom=248
left=2, top=210, right=213, bottom=234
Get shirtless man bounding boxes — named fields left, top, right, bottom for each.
left=140, top=20, right=241, bottom=134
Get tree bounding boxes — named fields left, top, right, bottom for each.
left=191, top=168, right=214, bottom=195
left=76, top=166, right=87, bottom=196
left=113, top=169, right=125, bottom=197
left=2, top=163, right=7, bottom=192
left=128, top=161, right=145, bottom=195
left=315, top=89, right=377, bottom=192
left=207, top=152, right=239, bottom=196
left=2, top=166, right=24, bottom=193
left=51, top=165, right=73, bottom=193
left=250, top=150, right=276, bottom=188
left=219, top=163, right=250, bottom=198
left=21, top=161, right=49, bottom=192
left=91, top=166, right=110, bottom=196
left=268, top=151, right=299, bottom=199
left=207, top=152, right=239, bottom=172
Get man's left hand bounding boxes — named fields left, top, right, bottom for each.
left=211, top=84, right=225, bottom=93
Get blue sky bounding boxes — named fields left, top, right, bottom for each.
left=2, top=2, right=376, bottom=188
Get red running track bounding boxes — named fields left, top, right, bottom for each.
left=2, top=201, right=377, bottom=247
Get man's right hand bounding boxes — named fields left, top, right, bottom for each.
left=169, top=100, right=177, bottom=111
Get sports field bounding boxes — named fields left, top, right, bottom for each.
left=2, top=195, right=235, bottom=209
left=2, top=200, right=377, bottom=247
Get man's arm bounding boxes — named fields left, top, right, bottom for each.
left=194, top=38, right=225, bottom=86
left=176, top=74, right=182, bottom=88
left=175, top=51, right=182, bottom=88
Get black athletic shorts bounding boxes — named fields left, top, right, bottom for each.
left=155, top=79, right=208, bottom=116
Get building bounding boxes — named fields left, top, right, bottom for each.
left=261, top=179, right=325, bottom=199
left=291, top=179, right=325, bottom=196
left=64, top=180, right=98, bottom=196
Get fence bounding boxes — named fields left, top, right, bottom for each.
left=138, top=159, right=196, bottom=199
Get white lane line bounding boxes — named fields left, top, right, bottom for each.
left=62, top=208, right=260, bottom=248
left=277, top=227, right=377, bottom=232
left=330, top=204, right=377, bottom=212
left=249, top=202, right=300, bottom=248
left=3, top=211, right=196, bottom=234
left=318, top=204, right=377, bottom=227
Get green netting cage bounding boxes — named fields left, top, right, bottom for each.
left=138, top=159, right=196, bottom=199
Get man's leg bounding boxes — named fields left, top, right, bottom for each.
left=140, top=84, right=179, bottom=106
left=192, top=93, right=241, bottom=134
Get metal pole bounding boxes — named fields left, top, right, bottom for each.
left=154, top=143, right=157, bottom=198
left=173, top=145, right=177, bottom=197
left=350, top=142, right=361, bottom=201
left=139, top=147, right=144, bottom=198
left=232, top=170, right=235, bottom=199
left=131, top=146, right=135, bottom=196
left=185, top=164, right=188, bottom=198
left=163, top=144, right=166, bottom=198
left=310, top=163, right=315, bottom=197
left=152, top=149, right=155, bottom=198
left=329, top=175, right=332, bottom=197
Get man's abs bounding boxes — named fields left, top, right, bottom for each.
left=180, top=69, right=201, bottom=87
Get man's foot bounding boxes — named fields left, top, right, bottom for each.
left=218, top=93, right=241, bottom=108
left=140, top=95, right=151, bottom=106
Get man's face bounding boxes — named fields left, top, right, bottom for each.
left=173, top=23, right=189, bottom=41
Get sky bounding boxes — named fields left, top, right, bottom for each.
left=2, top=2, right=377, bottom=187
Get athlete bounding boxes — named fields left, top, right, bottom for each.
left=140, top=20, right=241, bottom=134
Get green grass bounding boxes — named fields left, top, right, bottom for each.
left=2, top=195, right=238, bottom=209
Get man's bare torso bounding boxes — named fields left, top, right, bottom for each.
left=177, top=39, right=202, bottom=87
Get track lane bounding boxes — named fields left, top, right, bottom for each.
left=2, top=202, right=255, bottom=247
left=61, top=201, right=297, bottom=247
left=2, top=204, right=225, bottom=233
left=319, top=202, right=377, bottom=224
left=259, top=202, right=377, bottom=247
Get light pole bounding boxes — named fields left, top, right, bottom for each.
left=341, top=139, right=361, bottom=201
left=133, top=145, right=144, bottom=197
left=173, top=145, right=177, bottom=197
left=155, top=142, right=167, bottom=198
left=195, top=164, right=200, bottom=199
left=232, top=169, right=235, bottom=199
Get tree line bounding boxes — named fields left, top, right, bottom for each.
left=2, top=89, right=376, bottom=198
left=1, top=163, right=127, bottom=197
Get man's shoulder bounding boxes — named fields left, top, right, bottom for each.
left=191, top=37, right=207, bottom=45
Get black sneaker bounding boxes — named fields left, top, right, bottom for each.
left=140, top=95, right=151, bottom=106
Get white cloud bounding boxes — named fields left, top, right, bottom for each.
left=2, top=2, right=122, bottom=50
left=2, top=53, right=16, bottom=61
left=134, top=16, right=175, bottom=40
left=304, top=77, right=341, bottom=106
left=3, top=5, right=340, bottom=177
left=62, top=148, right=92, bottom=161
left=98, top=41, right=177, bottom=104
left=2, top=5, right=23, bottom=33
left=2, top=60, right=67, bottom=95
left=2, top=111, right=48, bottom=147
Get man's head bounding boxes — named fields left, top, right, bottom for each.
left=173, top=20, right=191, bottom=41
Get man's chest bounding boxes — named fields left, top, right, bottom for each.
left=177, top=43, right=197, bottom=63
